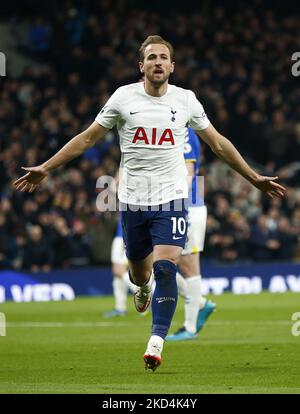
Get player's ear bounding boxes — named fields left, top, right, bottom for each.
left=170, top=62, right=175, bottom=73
left=139, top=62, right=144, bottom=73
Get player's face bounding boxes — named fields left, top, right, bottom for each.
left=140, top=44, right=175, bottom=86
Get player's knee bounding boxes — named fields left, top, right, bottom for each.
left=153, top=260, right=177, bottom=284
left=154, top=250, right=181, bottom=265
left=153, top=245, right=182, bottom=265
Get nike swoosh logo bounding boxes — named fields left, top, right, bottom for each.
left=156, top=297, right=175, bottom=303
left=130, top=111, right=139, bottom=115
left=194, top=112, right=207, bottom=118
left=157, top=298, right=171, bottom=303
left=173, top=235, right=183, bottom=240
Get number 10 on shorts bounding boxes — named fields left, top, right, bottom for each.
left=171, top=217, right=186, bottom=237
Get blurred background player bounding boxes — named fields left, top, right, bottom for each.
left=167, top=128, right=216, bottom=341
left=104, top=212, right=137, bottom=317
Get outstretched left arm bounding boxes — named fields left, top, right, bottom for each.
left=196, top=123, right=286, bottom=198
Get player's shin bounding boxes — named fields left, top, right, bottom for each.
left=112, top=277, right=128, bottom=312
left=151, top=260, right=178, bottom=339
left=184, top=275, right=202, bottom=333
left=176, top=272, right=188, bottom=298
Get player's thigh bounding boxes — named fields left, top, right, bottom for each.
left=178, top=252, right=200, bottom=277
left=121, top=208, right=153, bottom=262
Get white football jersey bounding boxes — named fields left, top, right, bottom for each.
left=95, top=82, right=209, bottom=205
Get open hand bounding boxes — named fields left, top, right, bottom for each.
left=13, top=165, right=48, bottom=193
left=252, top=175, right=286, bottom=198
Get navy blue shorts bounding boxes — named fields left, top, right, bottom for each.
left=120, top=199, right=188, bottom=261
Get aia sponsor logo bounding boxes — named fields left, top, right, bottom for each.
left=132, top=127, right=175, bottom=145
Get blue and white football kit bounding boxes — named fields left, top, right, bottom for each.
left=183, top=128, right=207, bottom=255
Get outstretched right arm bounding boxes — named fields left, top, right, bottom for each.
left=13, top=122, right=109, bottom=192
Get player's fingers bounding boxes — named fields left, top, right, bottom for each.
left=29, top=184, right=37, bottom=193
left=267, top=191, right=274, bottom=199
left=264, top=176, right=278, bottom=181
left=275, top=190, right=285, bottom=197
left=15, top=181, right=27, bottom=191
left=13, top=174, right=29, bottom=185
left=14, top=182, right=22, bottom=190
left=270, top=189, right=285, bottom=198
left=20, top=184, right=28, bottom=192
left=19, top=181, right=30, bottom=192
left=24, top=183, right=33, bottom=192
left=270, top=181, right=287, bottom=192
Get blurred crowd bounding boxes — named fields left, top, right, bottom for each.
left=1, top=0, right=299, bottom=271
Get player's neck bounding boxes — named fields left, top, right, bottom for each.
left=143, top=80, right=168, bottom=97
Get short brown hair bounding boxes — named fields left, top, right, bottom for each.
left=139, top=35, right=174, bottom=62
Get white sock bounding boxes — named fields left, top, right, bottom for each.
left=199, top=296, right=207, bottom=310
left=176, top=272, right=188, bottom=299
left=123, top=272, right=137, bottom=294
left=112, top=277, right=128, bottom=312
left=146, top=335, right=164, bottom=355
left=197, top=274, right=207, bottom=309
left=184, top=275, right=202, bottom=334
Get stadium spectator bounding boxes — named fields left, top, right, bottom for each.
left=42, top=214, right=72, bottom=269
left=249, top=215, right=281, bottom=261
left=0, top=213, right=11, bottom=269
left=24, top=225, right=53, bottom=272
left=277, top=217, right=299, bottom=260
left=69, top=219, right=92, bottom=267
left=29, top=17, right=52, bottom=56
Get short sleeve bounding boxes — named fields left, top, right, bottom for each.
left=187, top=90, right=210, bottom=131
left=184, top=129, right=197, bottom=162
left=95, top=88, right=122, bottom=129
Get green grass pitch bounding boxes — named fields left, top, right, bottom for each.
left=0, top=292, right=300, bottom=394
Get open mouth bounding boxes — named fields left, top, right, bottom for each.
left=154, top=69, right=164, bottom=74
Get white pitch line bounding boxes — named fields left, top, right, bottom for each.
left=6, top=322, right=130, bottom=328
left=5, top=320, right=293, bottom=328
left=210, top=320, right=292, bottom=325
